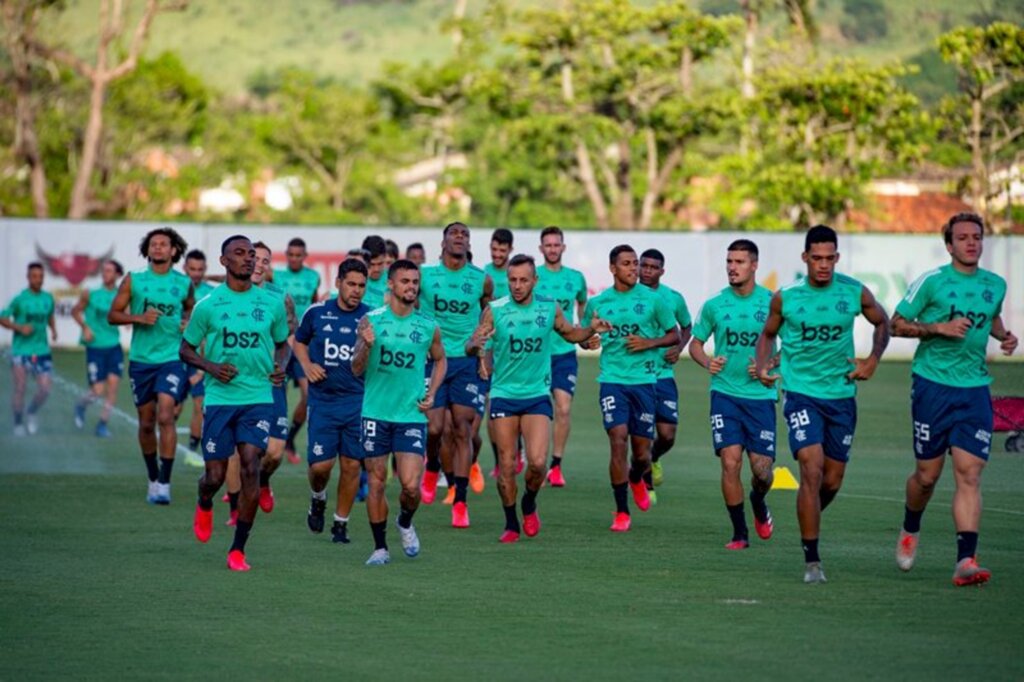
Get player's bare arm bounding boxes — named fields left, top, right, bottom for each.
left=71, top=289, right=92, bottom=343
left=271, top=339, right=291, bottom=387
left=664, top=324, right=692, bottom=364
left=624, top=327, right=680, bottom=354
left=351, top=317, right=374, bottom=377
left=466, top=307, right=495, bottom=357
left=180, top=338, right=237, bottom=384
left=688, top=337, right=726, bottom=375
left=555, top=306, right=610, bottom=344
left=891, top=312, right=971, bottom=340
left=420, top=327, right=447, bottom=413
left=755, top=291, right=783, bottom=387
left=990, top=316, right=1019, bottom=356
left=108, top=274, right=157, bottom=326
left=481, top=274, right=495, bottom=308
left=284, top=294, right=298, bottom=334
left=0, top=314, right=32, bottom=336
left=847, top=286, right=890, bottom=381
left=293, top=340, right=326, bottom=383
left=48, top=307, right=57, bottom=342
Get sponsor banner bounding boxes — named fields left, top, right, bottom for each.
left=2, top=219, right=1020, bottom=358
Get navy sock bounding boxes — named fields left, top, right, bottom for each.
left=230, top=520, right=252, bottom=553
left=443, top=470, right=455, bottom=487
left=728, top=503, right=748, bottom=541
left=425, top=458, right=441, bottom=473
left=643, top=470, right=654, bottom=490
left=370, top=520, right=387, bottom=550
left=157, top=457, right=174, bottom=485
left=454, top=476, right=469, bottom=504
left=802, top=537, right=820, bottom=563
left=189, top=435, right=200, bottom=450
left=820, top=488, right=838, bottom=511
left=228, top=491, right=239, bottom=512
left=749, top=489, right=769, bottom=522
left=551, top=456, right=562, bottom=469
left=503, top=504, right=520, bottom=532
left=286, top=421, right=302, bottom=449
left=489, top=440, right=499, bottom=466
left=198, top=494, right=213, bottom=511
left=398, top=506, right=415, bottom=529
left=903, top=506, right=924, bottom=534
left=521, top=487, right=538, bottom=516
left=13, top=411, right=24, bottom=425
left=956, top=531, right=978, bottom=562
left=612, top=482, right=629, bottom=514
left=628, top=467, right=644, bottom=485
left=259, top=470, right=270, bottom=488
left=143, top=453, right=159, bottom=482
left=652, top=439, right=671, bottom=462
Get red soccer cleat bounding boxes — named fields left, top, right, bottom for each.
left=754, top=510, right=774, bottom=540
left=610, top=512, right=631, bottom=532
left=547, top=465, right=566, bottom=488
left=225, top=510, right=238, bottom=527
left=725, top=539, right=750, bottom=550
left=442, top=487, right=456, bottom=505
left=523, top=511, right=541, bottom=537
left=515, top=450, right=525, bottom=475
left=953, top=557, right=991, bottom=587
left=452, top=501, right=470, bottom=528
left=285, top=448, right=300, bottom=465
left=227, top=549, right=250, bottom=572
left=193, top=505, right=213, bottom=543
left=489, top=465, right=499, bottom=479
left=629, top=481, right=651, bottom=512
left=221, top=493, right=230, bottom=503
left=259, top=485, right=274, bottom=513
left=421, top=469, right=439, bottom=505
left=469, top=462, right=485, bottom=494
left=499, top=529, right=520, bottom=543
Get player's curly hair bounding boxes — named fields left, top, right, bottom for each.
left=943, top=213, right=984, bottom=244
left=139, top=227, right=188, bottom=264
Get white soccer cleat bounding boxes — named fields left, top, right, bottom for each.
left=397, top=519, right=420, bottom=558
left=183, top=449, right=205, bottom=468
left=365, top=548, right=391, bottom=566
left=26, top=414, right=38, bottom=435
left=804, top=561, right=827, bottom=584
left=896, top=530, right=919, bottom=572
left=154, top=482, right=171, bottom=505
left=146, top=481, right=160, bottom=504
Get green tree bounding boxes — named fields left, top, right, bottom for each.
left=938, top=21, right=1024, bottom=224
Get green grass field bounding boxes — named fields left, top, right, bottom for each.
left=2, top=351, right=1023, bottom=680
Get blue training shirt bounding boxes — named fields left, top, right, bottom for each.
left=294, top=299, right=368, bottom=402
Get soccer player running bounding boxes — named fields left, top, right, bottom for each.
left=293, top=259, right=370, bottom=544
left=479, top=228, right=515, bottom=480
left=108, top=228, right=194, bottom=505
left=638, top=249, right=692, bottom=502
left=71, top=259, right=124, bottom=437
left=277, top=237, right=321, bottom=464
left=361, top=235, right=389, bottom=309
left=535, top=226, right=588, bottom=487
left=353, top=259, right=446, bottom=565
left=419, top=222, right=494, bottom=528
left=1, top=262, right=56, bottom=436
left=183, top=235, right=291, bottom=572
left=585, top=245, right=680, bottom=532
left=890, top=213, right=1017, bottom=586
left=755, top=225, right=890, bottom=583
left=182, top=249, right=217, bottom=453
left=689, top=240, right=777, bottom=549
left=467, top=254, right=610, bottom=542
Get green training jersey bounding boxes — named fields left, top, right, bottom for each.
left=193, top=280, right=216, bottom=302
left=361, top=306, right=437, bottom=424
left=2, top=288, right=54, bottom=357
left=183, top=284, right=289, bottom=406
left=646, top=283, right=692, bottom=380
left=274, top=266, right=320, bottom=321
left=536, top=264, right=587, bottom=356
left=484, top=263, right=510, bottom=300
left=489, top=295, right=559, bottom=400
left=128, top=267, right=192, bottom=364
left=584, top=284, right=676, bottom=385
left=895, top=264, right=1006, bottom=388
left=692, top=285, right=777, bottom=400
left=778, top=273, right=863, bottom=400
left=82, top=286, right=120, bottom=349
left=364, top=274, right=387, bottom=310
left=419, top=261, right=487, bottom=358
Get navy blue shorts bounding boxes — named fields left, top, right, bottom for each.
left=709, top=391, right=776, bottom=458
left=599, top=383, right=656, bottom=438
left=429, top=356, right=486, bottom=412
left=490, top=395, right=553, bottom=420
left=271, top=384, right=288, bottom=440
left=201, top=403, right=274, bottom=461
left=783, top=391, right=857, bottom=463
left=550, top=351, right=579, bottom=396
left=11, top=353, right=53, bottom=377
left=129, top=360, right=188, bottom=407
left=911, top=374, right=993, bottom=461
left=187, top=365, right=205, bottom=399
left=361, top=418, right=426, bottom=458
left=655, top=377, right=679, bottom=425
left=86, top=346, right=123, bottom=384
left=307, top=398, right=362, bottom=463
left=286, top=354, right=306, bottom=382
